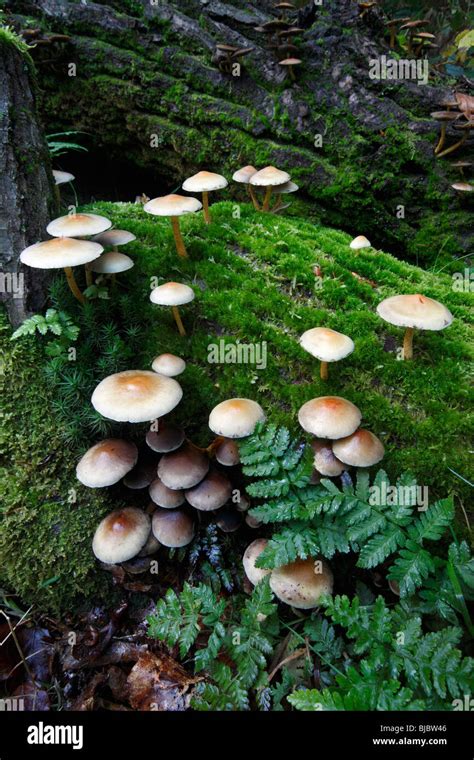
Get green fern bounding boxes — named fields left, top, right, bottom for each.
left=11, top=309, right=79, bottom=342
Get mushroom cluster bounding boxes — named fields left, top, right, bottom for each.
left=232, top=165, right=298, bottom=212
left=431, top=93, right=474, bottom=160
left=254, top=3, right=304, bottom=82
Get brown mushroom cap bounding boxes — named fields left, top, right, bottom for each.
left=215, top=508, right=242, bottom=533
left=311, top=439, right=348, bottom=477
left=269, top=558, right=333, bottom=609
left=376, top=294, right=453, bottom=331
left=332, top=429, right=385, bottom=468
left=209, top=398, right=265, bottom=438
left=47, top=213, right=112, bottom=237
left=151, top=353, right=186, bottom=377
left=92, top=229, right=136, bottom=247
left=243, top=539, right=271, bottom=585
left=185, top=469, right=232, bottom=511
left=76, top=438, right=138, bottom=488
left=20, top=237, right=103, bottom=269
left=300, top=327, right=354, bottom=363
left=430, top=111, right=460, bottom=122
left=138, top=530, right=161, bottom=557
left=298, top=397, right=361, bottom=439
left=215, top=438, right=240, bottom=466
left=149, top=477, right=185, bottom=509
left=92, top=507, right=151, bottom=564
left=232, top=165, right=257, bottom=183
left=158, top=443, right=210, bottom=490
left=90, top=251, right=134, bottom=273
left=91, top=370, right=183, bottom=423
left=151, top=508, right=195, bottom=547
left=249, top=166, right=291, bottom=187
left=53, top=170, right=75, bottom=185
left=182, top=171, right=228, bottom=193
left=150, top=282, right=195, bottom=306
left=144, top=194, right=202, bottom=217
left=146, top=425, right=185, bottom=454
left=123, top=460, right=157, bottom=489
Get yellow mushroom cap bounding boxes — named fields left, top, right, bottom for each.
left=151, top=508, right=195, bottom=548
left=350, top=235, right=371, bottom=249
left=298, top=396, right=361, bottom=439
left=185, top=469, right=232, bottom=511
left=249, top=166, right=291, bottom=187
left=144, top=194, right=202, bottom=217
left=20, top=237, right=103, bottom=269
left=209, top=398, right=265, bottom=438
left=150, top=282, right=195, bottom=306
left=182, top=171, right=228, bottom=192
left=91, top=370, right=182, bottom=423
left=90, top=251, right=134, bottom=273
left=92, top=507, right=151, bottom=564
left=151, top=353, right=186, bottom=377
left=232, top=165, right=257, bottom=183
left=332, top=429, right=385, bottom=467
left=47, top=213, right=112, bottom=237
left=52, top=170, right=75, bottom=185
left=92, top=229, right=136, bottom=247
left=376, top=294, right=453, bottom=331
left=243, top=539, right=271, bottom=585
left=76, top=438, right=138, bottom=488
left=269, top=558, right=333, bottom=609
left=300, top=327, right=354, bottom=363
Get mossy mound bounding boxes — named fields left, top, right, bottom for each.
left=1, top=201, right=472, bottom=611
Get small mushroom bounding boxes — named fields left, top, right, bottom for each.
left=269, top=558, right=333, bottom=609
left=53, top=170, right=75, bottom=186
left=215, top=508, right=242, bottom=533
left=185, top=469, right=232, bottom=511
left=232, top=165, right=259, bottom=209
left=298, top=396, right=362, bottom=439
left=245, top=513, right=262, bottom=529
left=151, top=353, right=186, bottom=377
left=20, top=237, right=103, bottom=304
left=271, top=180, right=299, bottom=212
left=151, top=508, right=195, bottom=548
left=209, top=398, right=266, bottom=439
left=299, top=327, right=354, bottom=381
left=123, top=460, right=157, bottom=489
left=385, top=17, right=411, bottom=48
left=311, top=439, right=348, bottom=477
left=76, top=439, right=138, bottom=488
left=146, top=424, right=185, bottom=454
left=92, top=507, right=151, bottom=564
left=451, top=182, right=474, bottom=193
left=91, top=370, right=182, bottom=422
left=350, top=234, right=372, bottom=250
left=214, top=438, right=240, bottom=466
left=150, top=282, right=195, bottom=337
left=243, top=539, right=271, bottom=585
left=249, top=166, right=291, bottom=211
left=430, top=111, right=461, bottom=155
left=399, top=19, right=429, bottom=54
left=149, top=478, right=185, bottom=509
left=376, top=293, right=453, bottom=360
left=182, top=171, right=228, bottom=224
left=332, top=429, right=385, bottom=468
left=144, top=194, right=202, bottom=258
left=450, top=160, right=472, bottom=178
left=158, top=443, right=210, bottom=490
left=92, top=229, right=136, bottom=252
left=278, top=57, right=302, bottom=81
left=89, top=251, right=134, bottom=287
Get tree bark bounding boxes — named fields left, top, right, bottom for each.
left=0, top=34, right=56, bottom=327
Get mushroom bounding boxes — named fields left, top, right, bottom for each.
left=272, top=180, right=299, bottom=213
left=332, top=429, right=385, bottom=468
left=151, top=353, right=186, bottom=377
left=399, top=19, right=429, bottom=54
left=143, top=194, right=202, bottom=258
left=76, top=439, right=138, bottom=488
left=350, top=235, right=372, bottom=250
left=249, top=166, right=291, bottom=212
left=311, top=439, right=348, bottom=477
left=46, top=212, right=112, bottom=288
left=149, top=478, right=185, bottom=509
left=299, top=327, right=354, bottom=381
left=209, top=398, right=265, bottom=439
left=19, top=237, right=103, bottom=304
left=412, top=31, right=436, bottom=57
left=151, top=508, right=195, bottom=548
left=278, top=57, right=302, bottom=81
left=149, top=282, right=195, bottom=337
left=182, top=171, right=228, bottom=224
left=450, top=160, right=472, bottom=178
left=430, top=111, right=461, bottom=155
left=92, top=507, right=151, bottom=564
left=298, top=396, right=361, bottom=439
left=245, top=513, right=262, bottom=529
left=215, top=508, right=242, bottom=533
left=138, top=531, right=161, bottom=557
left=53, top=170, right=75, bottom=186
left=146, top=424, right=185, bottom=454
left=376, top=293, right=454, bottom=360
left=243, top=539, right=271, bottom=585
left=269, top=558, right=333, bottom=609
left=158, top=443, right=210, bottom=490
left=214, top=438, right=240, bottom=466
left=451, top=182, right=474, bottom=193
left=89, top=251, right=134, bottom=287
left=385, top=17, right=411, bottom=48
left=92, top=229, right=136, bottom=252
left=185, top=469, right=232, bottom=511
left=91, top=370, right=183, bottom=422
left=232, top=165, right=259, bottom=209
left=123, top=460, right=157, bottom=489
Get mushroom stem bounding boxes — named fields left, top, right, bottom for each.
left=434, top=124, right=447, bottom=155
left=288, top=64, right=295, bottom=81
left=202, top=191, right=211, bottom=224
left=403, top=327, right=414, bottom=360
left=262, top=186, right=273, bottom=212
left=248, top=185, right=261, bottom=211
left=85, top=264, right=93, bottom=288
left=170, top=216, right=188, bottom=258
left=64, top=267, right=85, bottom=304
left=206, top=436, right=226, bottom=457
left=389, top=28, right=396, bottom=48
left=436, top=132, right=469, bottom=159
left=172, top=306, right=186, bottom=336
left=271, top=196, right=283, bottom=213
left=320, top=361, right=329, bottom=380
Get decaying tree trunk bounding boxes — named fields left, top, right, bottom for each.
left=0, top=33, right=56, bottom=327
